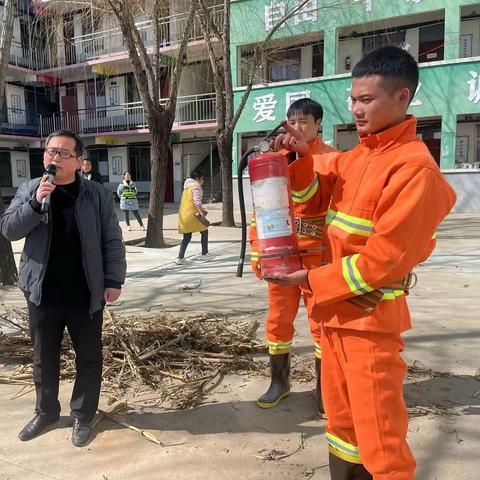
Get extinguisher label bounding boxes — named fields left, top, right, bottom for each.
left=256, top=211, right=293, bottom=239
left=251, top=177, right=293, bottom=240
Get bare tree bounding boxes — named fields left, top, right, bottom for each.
left=41, top=0, right=198, bottom=247
left=197, top=0, right=314, bottom=227
left=0, top=0, right=18, bottom=285
left=107, top=0, right=197, bottom=247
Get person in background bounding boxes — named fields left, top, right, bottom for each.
left=117, top=171, right=145, bottom=231
left=81, top=158, right=103, bottom=184
left=176, top=171, right=214, bottom=265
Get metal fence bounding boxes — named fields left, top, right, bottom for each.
left=38, top=93, right=217, bottom=137
left=71, top=5, right=224, bottom=64
left=0, top=107, right=39, bottom=136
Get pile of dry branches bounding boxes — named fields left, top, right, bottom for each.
left=0, top=307, right=269, bottom=409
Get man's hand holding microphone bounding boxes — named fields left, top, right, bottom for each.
left=37, top=164, right=57, bottom=213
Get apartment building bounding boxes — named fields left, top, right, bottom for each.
left=232, top=0, right=480, bottom=212
left=0, top=1, right=222, bottom=202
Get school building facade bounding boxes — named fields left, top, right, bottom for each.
left=0, top=0, right=222, bottom=203
left=231, top=0, right=480, bottom=212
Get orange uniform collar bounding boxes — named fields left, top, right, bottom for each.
left=359, top=115, right=418, bottom=153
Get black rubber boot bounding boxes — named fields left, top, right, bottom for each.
left=256, top=352, right=290, bottom=409
left=329, top=452, right=373, bottom=480
left=315, top=356, right=327, bottom=419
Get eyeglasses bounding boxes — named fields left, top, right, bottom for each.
left=44, top=147, right=77, bottom=160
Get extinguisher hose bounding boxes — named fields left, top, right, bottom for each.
left=236, top=148, right=255, bottom=278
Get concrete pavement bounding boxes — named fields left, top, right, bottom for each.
left=0, top=206, right=479, bottom=479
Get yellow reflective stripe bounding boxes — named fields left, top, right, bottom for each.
left=326, top=433, right=362, bottom=464
left=250, top=218, right=256, bottom=227
left=314, top=343, right=322, bottom=359
left=380, top=288, right=405, bottom=301
left=432, top=232, right=437, bottom=240
left=326, top=209, right=373, bottom=237
left=268, top=340, right=292, bottom=354
left=342, top=254, right=374, bottom=296
left=291, top=175, right=319, bottom=203
left=250, top=252, right=259, bottom=260
left=267, top=340, right=292, bottom=348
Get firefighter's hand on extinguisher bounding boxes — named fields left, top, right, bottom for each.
left=265, top=269, right=309, bottom=286
left=270, top=121, right=309, bottom=157
left=251, top=260, right=263, bottom=280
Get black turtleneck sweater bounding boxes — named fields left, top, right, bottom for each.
left=38, top=178, right=91, bottom=306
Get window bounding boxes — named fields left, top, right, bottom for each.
left=363, top=31, right=406, bottom=54
left=240, top=52, right=265, bottom=86
left=110, top=84, right=120, bottom=106
left=312, top=43, right=324, bottom=77
left=29, top=150, right=44, bottom=179
left=129, top=145, right=151, bottom=182
left=86, top=148, right=109, bottom=182
left=268, top=47, right=301, bottom=82
left=0, top=152, right=12, bottom=187
left=418, top=23, right=444, bottom=63
left=112, top=156, right=123, bottom=175
left=10, top=94, right=24, bottom=125
left=86, top=79, right=107, bottom=116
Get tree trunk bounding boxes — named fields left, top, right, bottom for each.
left=145, top=120, right=170, bottom=248
left=218, top=132, right=235, bottom=227
left=0, top=191, right=18, bottom=285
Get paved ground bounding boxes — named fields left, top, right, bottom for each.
left=0, top=205, right=479, bottom=480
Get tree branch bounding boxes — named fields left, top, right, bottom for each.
left=232, top=0, right=313, bottom=130
left=166, top=0, right=197, bottom=114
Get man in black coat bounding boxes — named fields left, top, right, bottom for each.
left=0, top=130, right=126, bottom=447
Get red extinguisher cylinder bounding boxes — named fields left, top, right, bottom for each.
left=249, top=152, right=302, bottom=276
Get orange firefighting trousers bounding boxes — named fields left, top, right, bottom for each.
left=266, top=255, right=322, bottom=357
left=321, top=326, right=416, bottom=479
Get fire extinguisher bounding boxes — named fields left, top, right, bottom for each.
left=236, top=122, right=302, bottom=278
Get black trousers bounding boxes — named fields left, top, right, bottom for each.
left=178, top=230, right=208, bottom=259
left=124, top=209, right=143, bottom=227
left=26, top=300, right=103, bottom=422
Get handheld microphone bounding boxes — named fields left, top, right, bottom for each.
left=40, top=164, right=57, bottom=214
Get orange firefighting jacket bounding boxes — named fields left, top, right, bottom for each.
left=305, top=116, right=457, bottom=333
left=249, top=137, right=337, bottom=276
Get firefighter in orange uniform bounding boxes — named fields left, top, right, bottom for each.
left=267, top=46, right=457, bottom=479
left=250, top=98, right=337, bottom=412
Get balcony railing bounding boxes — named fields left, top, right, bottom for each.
left=38, top=93, right=217, bottom=137
left=0, top=107, right=39, bottom=136
left=9, top=41, right=51, bottom=71
left=9, top=51, right=52, bottom=71
left=72, top=4, right=223, bottom=64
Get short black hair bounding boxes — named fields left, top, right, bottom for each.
left=45, top=130, right=84, bottom=156
left=287, top=98, right=324, bottom=122
left=191, top=170, right=203, bottom=180
left=352, top=45, right=419, bottom=103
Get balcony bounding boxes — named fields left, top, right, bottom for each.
left=0, top=107, right=39, bottom=136
left=9, top=41, right=51, bottom=71
left=39, top=93, right=217, bottom=137
left=70, top=5, right=223, bottom=65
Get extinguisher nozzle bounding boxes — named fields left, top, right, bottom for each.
left=236, top=259, right=244, bottom=278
